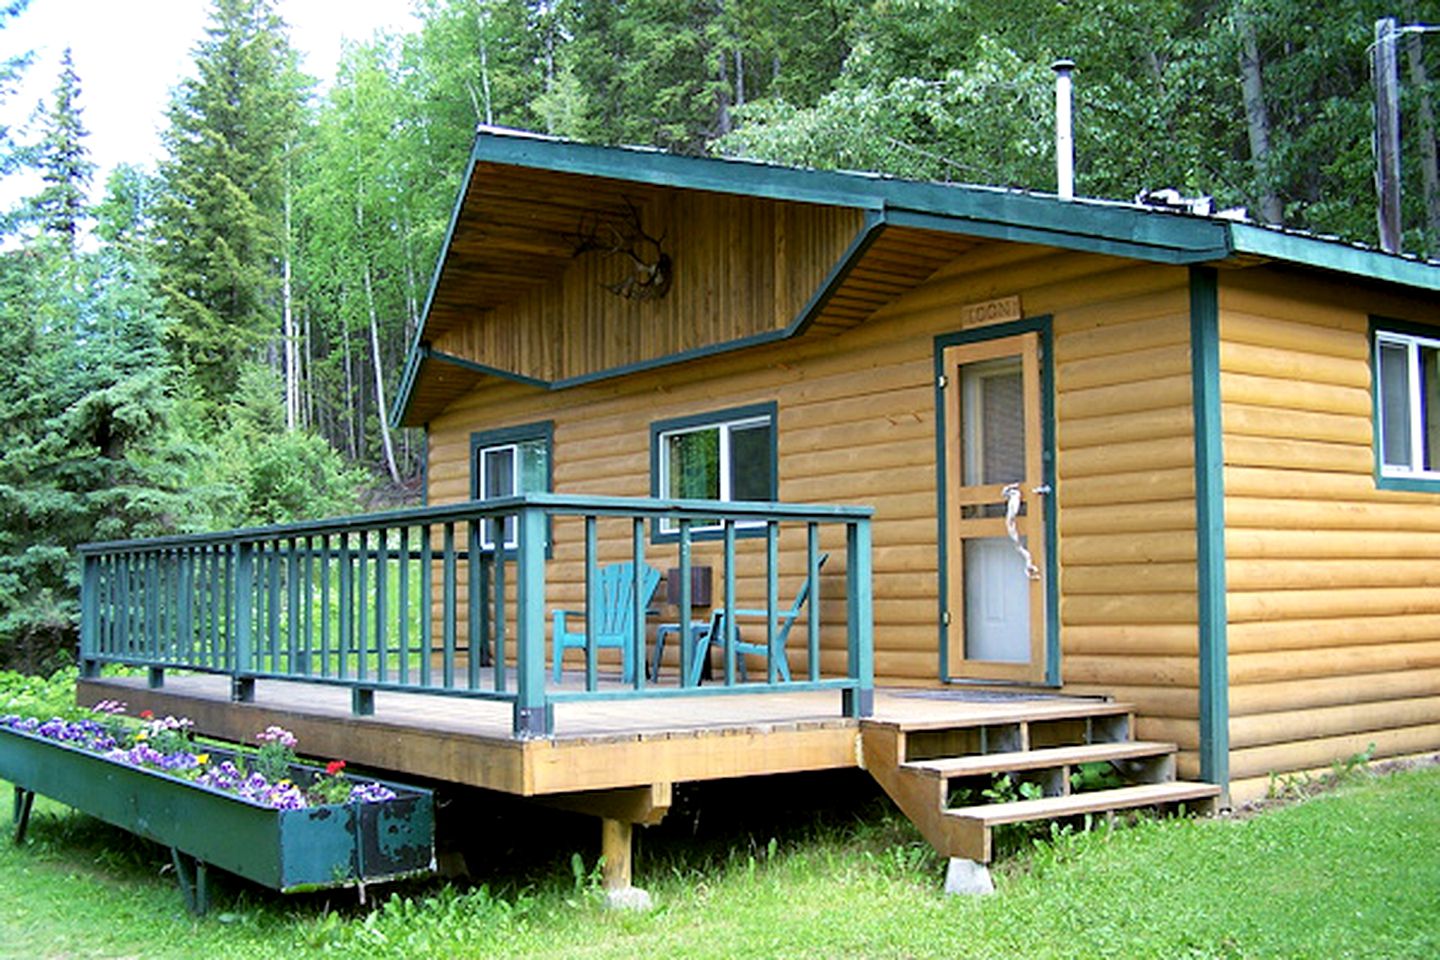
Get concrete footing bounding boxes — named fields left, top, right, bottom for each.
left=943, top=857, right=994, bottom=896
left=603, top=885, right=654, bottom=911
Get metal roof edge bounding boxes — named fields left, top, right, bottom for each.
left=1228, top=222, right=1440, bottom=292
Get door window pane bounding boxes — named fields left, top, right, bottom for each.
left=1379, top=340, right=1411, bottom=469
left=729, top=420, right=773, bottom=502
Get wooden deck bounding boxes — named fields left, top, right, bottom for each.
left=75, top=674, right=1101, bottom=798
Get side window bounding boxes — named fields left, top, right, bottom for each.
left=651, top=404, right=777, bottom=536
left=1375, top=329, right=1440, bottom=481
left=471, top=422, right=552, bottom=548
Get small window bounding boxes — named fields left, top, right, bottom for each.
left=1375, top=329, right=1440, bottom=481
left=471, top=422, right=552, bottom=548
left=651, top=404, right=777, bottom=536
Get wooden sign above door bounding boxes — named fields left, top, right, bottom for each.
left=960, top=295, right=1023, bottom=329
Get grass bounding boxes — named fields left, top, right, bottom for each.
left=1, top=761, right=1438, bottom=960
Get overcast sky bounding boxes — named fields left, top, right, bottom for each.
left=1, top=0, right=419, bottom=199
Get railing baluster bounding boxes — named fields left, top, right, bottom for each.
left=584, top=516, right=598, bottom=691
left=678, top=520, right=692, bottom=688
left=807, top=523, right=821, bottom=682
left=398, top=526, right=410, bottom=687
left=468, top=519, right=481, bottom=690
left=357, top=528, right=369, bottom=683
left=766, top=522, right=780, bottom=685
left=442, top=522, right=456, bottom=688
left=493, top=534, right=506, bottom=692
left=287, top=537, right=300, bottom=674
left=320, top=534, right=332, bottom=678
left=420, top=524, right=432, bottom=688
left=483, top=545, right=498, bottom=691
left=338, top=534, right=351, bottom=680
left=376, top=526, right=389, bottom=685
left=302, top=535, right=314, bottom=676
left=632, top=516, right=646, bottom=692
left=723, top=522, right=737, bottom=685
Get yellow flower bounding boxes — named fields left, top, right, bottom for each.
left=195, top=753, right=210, bottom=765
left=277, top=779, right=292, bottom=789
left=135, top=730, right=148, bottom=741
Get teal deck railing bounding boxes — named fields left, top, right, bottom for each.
left=78, top=494, right=874, bottom=736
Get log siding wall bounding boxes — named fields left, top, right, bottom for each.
left=1219, top=268, right=1440, bottom=801
left=427, top=237, right=1208, bottom=772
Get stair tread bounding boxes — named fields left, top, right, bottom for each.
left=947, top=781, right=1220, bottom=827
left=904, top=740, right=1177, bottom=778
left=865, top=699, right=1132, bottom=733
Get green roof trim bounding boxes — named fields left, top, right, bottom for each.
left=1230, top=222, right=1440, bottom=292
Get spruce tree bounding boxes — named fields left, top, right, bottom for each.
left=154, top=0, right=306, bottom=408
left=31, top=47, right=93, bottom=254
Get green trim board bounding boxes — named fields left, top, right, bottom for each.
left=1189, top=266, right=1229, bottom=792
left=1232, top=223, right=1440, bottom=293
left=932, top=316, right=1060, bottom=686
left=648, top=401, right=779, bottom=544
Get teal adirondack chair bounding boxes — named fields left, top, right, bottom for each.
left=675, top=553, right=828, bottom=686
left=552, top=562, right=662, bottom=683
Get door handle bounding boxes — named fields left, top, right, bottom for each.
left=1000, top=483, right=1042, bottom=581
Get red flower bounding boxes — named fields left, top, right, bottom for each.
left=325, top=760, right=346, bottom=776
left=139, top=709, right=154, bottom=720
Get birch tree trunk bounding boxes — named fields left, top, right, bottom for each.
left=282, top=161, right=298, bottom=431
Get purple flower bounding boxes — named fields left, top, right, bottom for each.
left=349, top=782, right=397, bottom=804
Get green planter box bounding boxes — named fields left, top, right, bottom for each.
left=1, top=725, right=434, bottom=902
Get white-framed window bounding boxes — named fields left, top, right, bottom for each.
left=652, top=405, right=776, bottom=535
left=1376, top=329, right=1440, bottom=480
left=471, top=423, right=551, bottom=549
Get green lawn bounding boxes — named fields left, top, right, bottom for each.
left=2, top=762, right=1437, bottom=960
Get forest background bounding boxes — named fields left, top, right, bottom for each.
left=1, top=0, right=1437, bottom=672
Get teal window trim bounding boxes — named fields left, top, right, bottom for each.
left=470, top=420, right=555, bottom=556
left=649, top=402, right=779, bottom=543
left=932, top=316, right=1060, bottom=686
left=1370, top=315, right=1440, bottom=492
left=1190, top=266, right=1229, bottom=792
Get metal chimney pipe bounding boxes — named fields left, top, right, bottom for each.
left=1053, top=59, right=1076, bottom=201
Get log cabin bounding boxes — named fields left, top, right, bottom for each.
left=73, top=127, right=1440, bottom=893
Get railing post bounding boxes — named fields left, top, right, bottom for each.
left=844, top=519, right=874, bottom=718
left=79, top=553, right=100, bottom=677
left=513, top=504, right=552, bottom=737
left=234, top=542, right=254, bottom=678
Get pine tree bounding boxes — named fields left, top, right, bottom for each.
left=153, top=0, right=307, bottom=408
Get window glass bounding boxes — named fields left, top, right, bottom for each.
left=1375, top=330, right=1440, bottom=481
left=472, top=426, right=551, bottom=549
left=654, top=408, right=776, bottom=533
left=666, top=428, right=720, bottom=500
left=729, top=420, right=773, bottom=502
left=1379, top=340, right=1411, bottom=469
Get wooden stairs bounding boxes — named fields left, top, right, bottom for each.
left=860, top=699, right=1220, bottom=863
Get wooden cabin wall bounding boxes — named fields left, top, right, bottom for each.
left=1218, top=268, right=1440, bottom=802
left=431, top=194, right=863, bottom=383
left=426, top=238, right=1206, bottom=772
left=1050, top=280, right=1202, bottom=778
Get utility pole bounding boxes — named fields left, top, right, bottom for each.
left=1374, top=17, right=1403, bottom=253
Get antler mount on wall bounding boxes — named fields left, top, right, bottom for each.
left=569, top=197, right=673, bottom=301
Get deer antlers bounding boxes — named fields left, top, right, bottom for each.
left=569, top=196, right=673, bottom=301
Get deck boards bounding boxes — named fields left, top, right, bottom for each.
left=76, top=675, right=1101, bottom=797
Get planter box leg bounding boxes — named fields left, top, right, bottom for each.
left=171, top=847, right=210, bottom=915
left=12, top=787, right=34, bottom=845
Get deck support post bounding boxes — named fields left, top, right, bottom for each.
left=230, top=676, right=256, bottom=703
left=171, top=847, right=210, bottom=915
left=600, top=817, right=652, bottom=911
left=147, top=667, right=165, bottom=690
